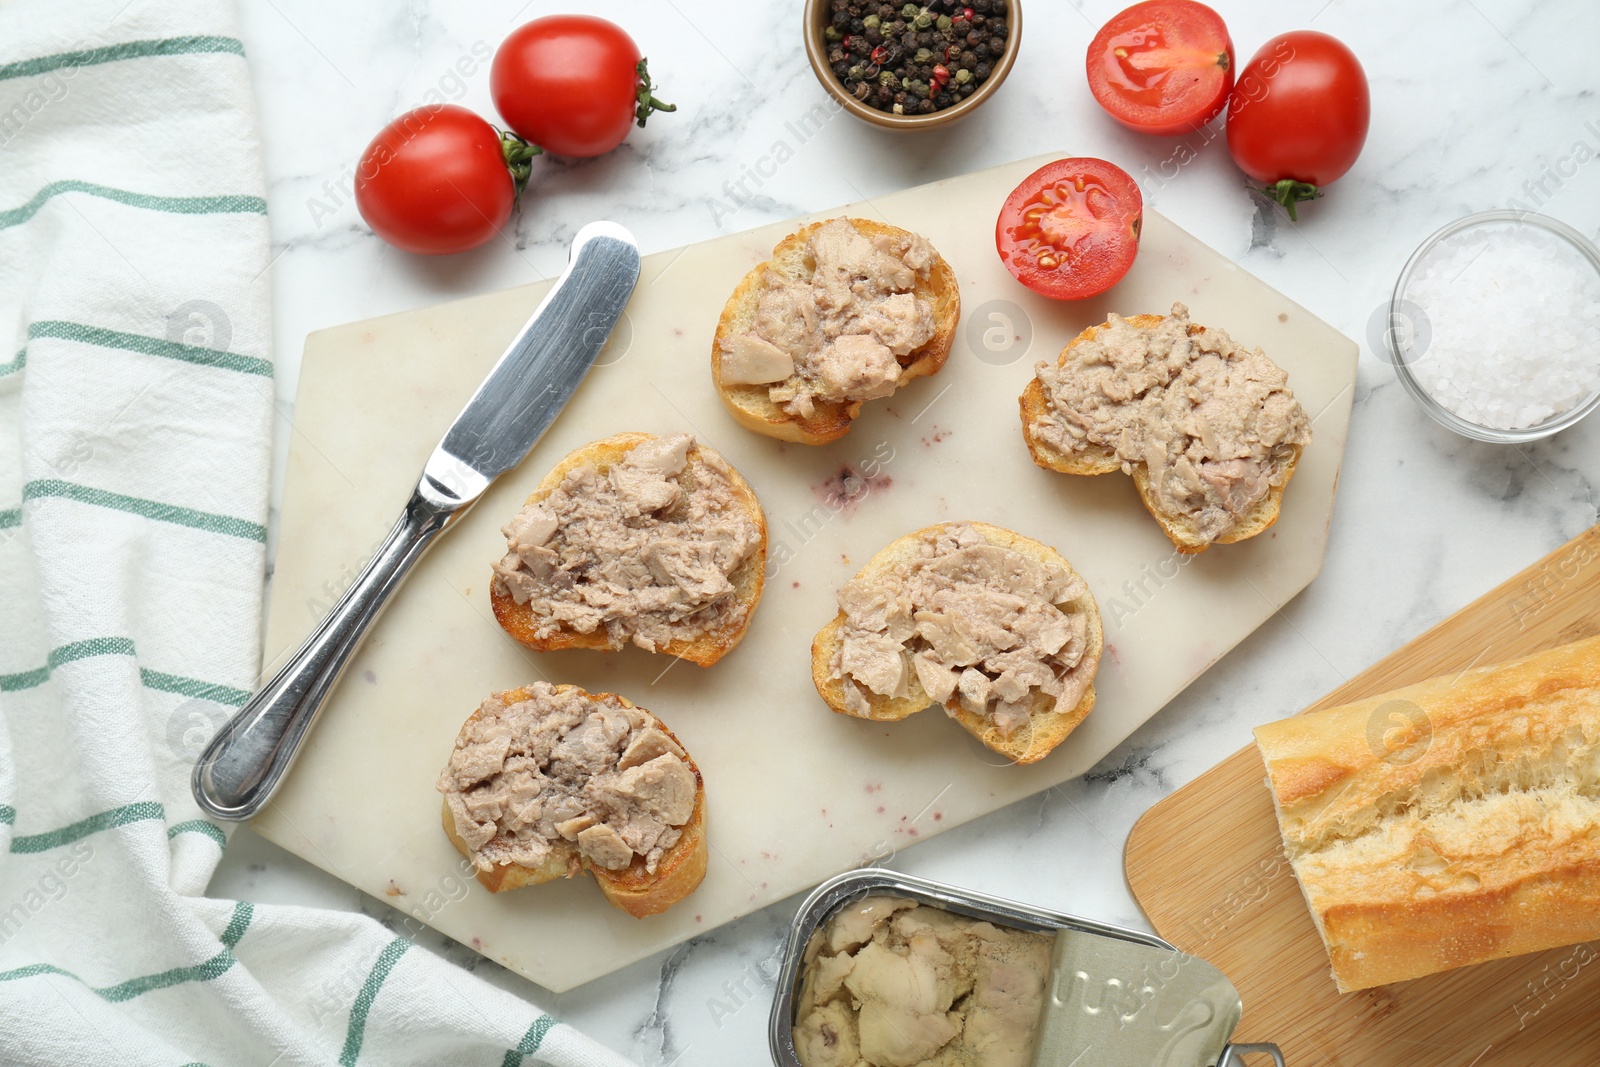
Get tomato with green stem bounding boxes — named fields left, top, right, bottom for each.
left=491, top=15, right=675, bottom=159
left=1226, top=31, right=1370, bottom=220
left=354, top=105, right=538, bottom=256
left=996, top=158, right=1144, bottom=301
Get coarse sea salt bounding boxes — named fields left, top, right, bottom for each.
left=1400, top=221, right=1600, bottom=431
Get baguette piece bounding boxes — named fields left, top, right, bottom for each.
left=438, top=684, right=707, bottom=918
left=490, top=432, right=766, bottom=667
left=1020, top=304, right=1309, bottom=553
left=1253, top=634, right=1600, bottom=992
left=712, top=217, right=959, bottom=445
left=812, top=521, right=1102, bottom=764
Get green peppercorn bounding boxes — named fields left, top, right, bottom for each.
left=901, top=3, right=918, bottom=17
left=954, top=67, right=972, bottom=84
left=914, top=47, right=932, bottom=64
left=825, top=25, right=843, bottom=42
left=909, top=78, right=929, bottom=97
left=913, top=12, right=933, bottom=30
left=935, top=14, right=952, bottom=30
left=863, top=14, right=880, bottom=30
left=848, top=64, right=865, bottom=79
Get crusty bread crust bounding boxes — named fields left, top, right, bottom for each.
left=1254, top=634, right=1600, bottom=991
left=811, top=521, right=1102, bottom=765
left=711, top=218, right=960, bottom=445
left=1019, top=315, right=1303, bottom=554
left=441, top=685, right=708, bottom=918
left=490, top=432, right=767, bottom=667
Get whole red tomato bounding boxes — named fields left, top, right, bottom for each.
left=354, top=105, right=514, bottom=255
left=1226, top=31, right=1369, bottom=219
left=1086, top=0, right=1234, bottom=136
left=996, top=158, right=1143, bottom=301
left=492, top=15, right=674, bottom=159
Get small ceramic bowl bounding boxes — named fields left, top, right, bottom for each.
left=802, top=0, right=1022, bottom=131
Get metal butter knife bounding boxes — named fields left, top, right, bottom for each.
left=193, top=221, right=642, bottom=821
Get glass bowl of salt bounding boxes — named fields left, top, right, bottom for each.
left=1388, top=209, right=1600, bottom=442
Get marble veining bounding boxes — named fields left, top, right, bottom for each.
left=212, top=0, right=1600, bottom=1061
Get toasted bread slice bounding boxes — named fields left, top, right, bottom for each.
left=440, top=685, right=708, bottom=918
left=711, top=217, right=960, bottom=445
left=811, top=521, right=1102, bottom=765
left=490, top=432, right=767, bottom=667
left=1019, top=315, right=1305, bottom=554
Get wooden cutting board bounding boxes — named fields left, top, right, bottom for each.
left=1125, top=525, right=1600, bottom=1066
left=253, top=154, right=1357, bottom=992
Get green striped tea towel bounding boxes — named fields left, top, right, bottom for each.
left=0, top=2, right=636, bottom=1063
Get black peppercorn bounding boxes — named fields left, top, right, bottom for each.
left=826, top=0, right=1005, bottom=118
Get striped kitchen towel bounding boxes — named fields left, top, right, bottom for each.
left=0, top=2, right=636, bottom=1064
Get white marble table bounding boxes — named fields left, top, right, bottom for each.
left=214, top=0, right=1600, bottom=1061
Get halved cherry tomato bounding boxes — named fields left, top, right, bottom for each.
left=996, top=159, right=1143, bottom=301
left=1226, top=31, right=1369, bottom=219
left=1086, top=1, right=1233, bottom=135
left=354, top=105, right=514, bottom=256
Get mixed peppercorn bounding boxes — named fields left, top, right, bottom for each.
left=825, top=0, right=1010, bottom=116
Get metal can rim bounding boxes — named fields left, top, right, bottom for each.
left=767, top=866, right=1175, bottom=1067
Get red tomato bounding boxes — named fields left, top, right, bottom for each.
left=354, top=105, right=513, bottom=256
left=1086, top=1, right=1234, bottom=135
left=996, top=159, right=1143, bottom=301
left=492, top=15, right=674, bottom=159
left=1226, top=31, right=1370, bottom=218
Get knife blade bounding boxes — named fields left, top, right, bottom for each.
left=192, top=221, right=642, bottom=821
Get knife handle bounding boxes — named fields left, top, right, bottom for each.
left=192, top=486, right=456, bottom=820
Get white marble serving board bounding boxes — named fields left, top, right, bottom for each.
left=252, top=154, right=1356, bottom=992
